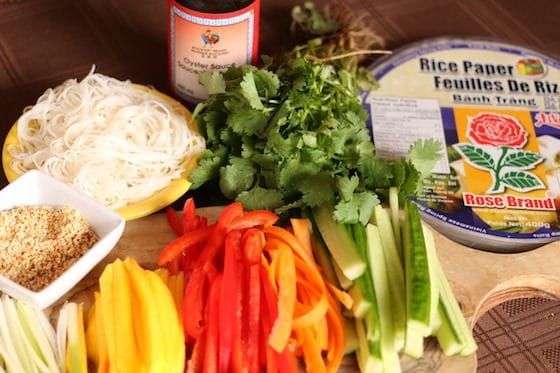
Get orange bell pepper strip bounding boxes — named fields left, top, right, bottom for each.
left=259, top=265, right=298, bottom=373
left=324, top=292, right=345, bottom=373
left=297, top=327, right=326, bottom=373
left=266, top=238, right=297, bottom=353
left=263, top=226, right=319, bottom=270
left=289, top=218, right=314, bottom=259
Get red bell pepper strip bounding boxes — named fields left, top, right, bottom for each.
left=241, top=229, right=265, bottom=373
left=231, top=238, right=246, bottom=373
left=242, top=228, right=266, bottom=264
left=182, top=197, right=201, bottom=233
left=166, top=206, right=184, bottom=236
left=227, top=210, right=279, bottom=232
left=157, top=224, right=215, bottom=266
left=204, top=273, right=222, bottom=373
left=218, top=230, right=242, bottom=373
left=186, top=333, right=205, bottom=373
left=183, top=202, right=244, bottom=339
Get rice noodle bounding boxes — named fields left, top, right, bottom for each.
left=8, top=67, right=206, bottom=209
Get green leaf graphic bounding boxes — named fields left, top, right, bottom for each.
left=501, top=150, right=544, bottom=169
left=501, top=170, right=545, bottom=192
left=453, top=144, right=495, bottom=170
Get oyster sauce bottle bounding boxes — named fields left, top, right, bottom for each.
left=167, top=0, right=261, bottom=106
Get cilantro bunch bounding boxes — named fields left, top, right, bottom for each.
left=190, top=57, right=409, bottom=224
left=188, top=4, right=441, bottom=225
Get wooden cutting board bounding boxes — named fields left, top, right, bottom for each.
left=58, top=207, right=560, bottom=372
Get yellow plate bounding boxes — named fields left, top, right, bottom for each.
left=2, top=86, right=200, bottom=221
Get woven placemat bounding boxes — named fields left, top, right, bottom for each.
left=474, top=297, right=560, bottom=372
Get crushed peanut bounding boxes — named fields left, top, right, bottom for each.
left=0, top=205, right=99, bottom=291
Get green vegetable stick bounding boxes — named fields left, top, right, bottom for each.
left=402, top=200, right=433, bottom=358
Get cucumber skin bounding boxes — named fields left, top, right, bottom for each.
left=312, top=206, right=367, bottom=280
left=403, top=200, right=432, bottom=329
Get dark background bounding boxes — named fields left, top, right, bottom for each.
left=1, top=0, right=559, bottom=188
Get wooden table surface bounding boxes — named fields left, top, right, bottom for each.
left=63, top=208, right=560, bottom=372
left=1, top=0, right=560, bottom=183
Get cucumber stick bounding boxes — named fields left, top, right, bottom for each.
left=366, top=224, right=402, bottom=373
left=388, top=187, right=402, bottom=253
left=422, top=225, right=443, bottom=333
left=422, top=227, right=477, bottom=356
left=349, top=224, right=380, bottom=341
left=308, top=220, right=344, bottom=289
left=354, top=317, right=382, bottom=373
left=402, top=200, right=435, bottom=359
left=372, top=205, right=406, bottom=351
left=312, top=206, right=366, bottom=280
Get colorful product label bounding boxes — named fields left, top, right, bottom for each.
left=168, top=0, right=260, bottom=104
left=362, top=38, right=560, bottom=247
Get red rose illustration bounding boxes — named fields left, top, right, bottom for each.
left=467, top=113, right=528, bottom=147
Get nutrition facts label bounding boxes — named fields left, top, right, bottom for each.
left=368, top=96, right=450, bottom=174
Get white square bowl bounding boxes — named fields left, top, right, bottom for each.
left=0, top=170, right=125, bottom=309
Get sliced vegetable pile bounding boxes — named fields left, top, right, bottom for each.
left=309, top=188, right=477, bottom=372
left=159, top=198, right=349, bottom=373
left=86, top=257, right=184, bottom=373
left=0, top=295, right=86, bottom=373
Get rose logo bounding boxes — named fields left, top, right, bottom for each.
left=467, top=113, right=528, bottom=147
left=454, top=113, right=545, bottom=194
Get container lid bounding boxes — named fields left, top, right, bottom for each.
left=362, top=37, right=560, bottom=252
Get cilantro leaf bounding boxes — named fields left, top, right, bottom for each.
left=300, top=173, right=336, bottom=207
left=198, top=71, right=226, bottom=94
left=239, top=72, right=264, bottom=110
left=227, top=107, right=268, bottom=136
left=219, top=157, right=256, bottom=199
left=409, top=138, right=443, bottom=178
left=333, top=191, right=379, bottom=225
left=337, top=175, right=359, bottom=201
left=236, top=185, right=284, bottom=211
left=188, top=148, right=228, bottom=189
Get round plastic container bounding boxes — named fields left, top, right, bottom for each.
left=362, top=37, right=560, bottom=252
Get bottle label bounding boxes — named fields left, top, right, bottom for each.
left=168, top=0, right=260, bottom=104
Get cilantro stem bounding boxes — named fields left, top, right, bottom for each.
left=305, top=49, right=392, bottom=64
